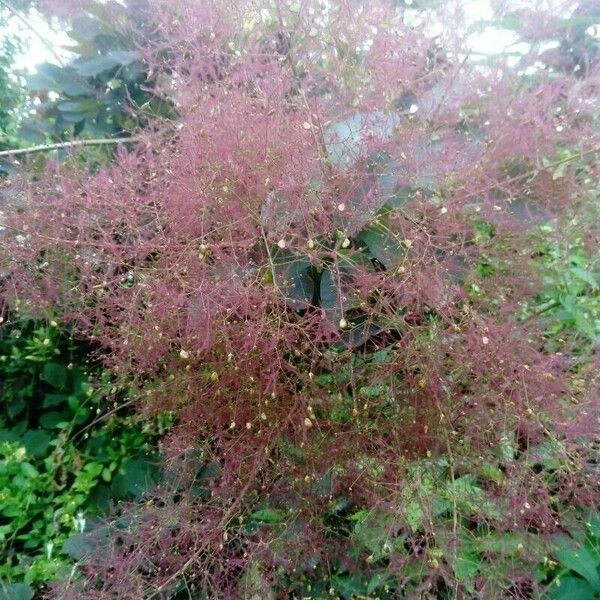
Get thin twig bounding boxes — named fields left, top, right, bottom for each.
left=0, top=137, right=141, bottom=158
left=145, top=395, right=305, bottom=598
left=462, top=142, right=600, bottom=203
left=274, top=0, right=333, bottom=172
left=519, top=299, right=561, bottom=323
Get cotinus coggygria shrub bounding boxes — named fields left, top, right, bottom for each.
left=1, top=0, right=599, bottom=598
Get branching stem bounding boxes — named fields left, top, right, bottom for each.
left=0, top=137, right=140, bottom=158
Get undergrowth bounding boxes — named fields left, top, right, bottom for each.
left=0, top=318, right=173, bottom=597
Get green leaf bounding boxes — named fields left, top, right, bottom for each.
left=353, top=511, right=396, bottom=559
left=0, top=582, right=34, bottom=600
left=42, top=362, right=67, bottom=390
left=472, top=532, right=527, bottom=555
left=84, top=461, right=103, bottom=478
left=197, top=461, right=222, bottom=480
left=58, top=111, right=88, bottom=124
left=369, top=349, right=391, bottom=364
left=405, top=500, right=423, bottom=532
left=384, top=184, right=415, bottom=210
left=453, top=552, right=479, bottom=593
left=21, top=429, right=51, bottom=457
left=587, top=515, right=600, bottom=539
left=332, top=574, right=368, bottom=599
left=63, top=533, right=94, bottom=560
left=20, top=462, right=38, bottom=478
left=7, top=397, right=25, bottom=419
left=324, top=113, right=364, bottom=166
left=278, top=438, right=305, bottom=464
left=358, top=385, right=386, bottom=398
left=107, top=50, right=142, bottom=66
left=249, top=508, right=286, bottom=524
left=312, top=472, right=334, bottom=497
left=367, top=572, right=389, bottom=594
left=497, top=434, right=517, bottom=464
left=73, top=55, right=121, bottom=77
left=319, top=268, right=341, bottom=319
left=274, top=256, right=314, bottom=309
left=42, top=393, right=68, bottom=409
left=57, top=99, right=101, bottom=114
left=356, top=225, right=404, bottom=267
left=39, top=411, right=66, bottom=429
left=479, top=462, right=504, bottom=484
left=554, top=540, right=600, bottom=589
left=547, top=576, right=597, bottom=600
left=239, top=560, right=276, bottom=600
left=569, top=267, right=598, bottom=290
left=27, top=63, right=92, bottom=96
left=0, top=430, right=19, bottom=444
left=111, top=457, right=156, bottom=498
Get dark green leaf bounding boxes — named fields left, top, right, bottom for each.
left=63, top=534, right=94, bottom=561
left=554, top=540, right=600, bottom=589
left=353, top=511, right=395, bottom=559
left=547, top=576, right=597, bottom=600
left=108, top=50, right=142, bottom=66
left=27, top=63, right=91, bottom=96
left=39, top=411, right=66, bottom=429
left=0, top=582, right=34, bottom=600
left=26, top=71, right=55, bottom=91
left=74, top=55, right=121, bottom=77
left=324, top=113, right=363, bottom=166
left=327, top=495, right=351, bottom=515
left=324, top=111, right=398, bottom=168
left=42, top=393, right=68, bottom=408
left=57, top=99, right=101, bottom=114
left=312, top=472, right=333, bottom=497
left=197, top=462, right=221, bottom=480
left=472, top=533, right=528, bottom=555
left=332, top=574, right=367, bottom=599
left=21, top=430, right=52, bottom=457
left=58, top=111, right=88, bottom=124
left=111, top=456, right=157, bottom=498
left=341, top=320, right=385, bottom=348
left=18, top=119, right=52, bottom=144
left=319, top=268, right=340, bottom=318
left=588, top=516, right=600, bottom=540
left=7, top=397, right=26, bottom=419
left=42, top=362, right=67, bottom=390
left=367, top=572, right=390, bottom=594
left=356, top=225, right=404, bottom=267
left=0, top=430, right=19, bottom=444
left=274, top=256, right=314, bottom=309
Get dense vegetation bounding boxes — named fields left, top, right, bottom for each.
left=0, top=1, right=599, bottom=598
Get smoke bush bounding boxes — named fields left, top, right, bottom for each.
left=1, top=0, right=599, bottom=597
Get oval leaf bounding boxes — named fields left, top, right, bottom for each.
left=249, top=508, right=286, bottom=524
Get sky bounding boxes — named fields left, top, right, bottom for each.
left=5, top=9, right=71, bottom=72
